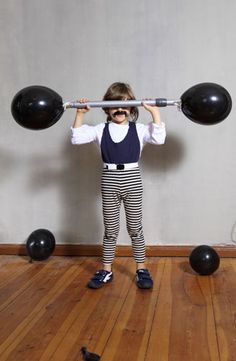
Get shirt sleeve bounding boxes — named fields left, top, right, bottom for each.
left=137, top=122, right=166, bottom=146
left=71, top=124, right=104, bottom=145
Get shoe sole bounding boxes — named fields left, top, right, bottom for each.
left=87, top=278, right=113, bottom=289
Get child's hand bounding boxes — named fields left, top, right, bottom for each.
left=142, top=100, right=159, bottom=114
left=76, top=98, right=91, bottom=114
left=142, top=100, right=161, bottom=125
left=73, top=98, right=90, bottom=128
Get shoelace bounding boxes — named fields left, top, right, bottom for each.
left=137, top=270, right=151, bottom=279
left=92, top=270, right=110, bottom=281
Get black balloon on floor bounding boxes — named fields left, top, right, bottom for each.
left=26, top=229, right=56, bottom=261
left=11, top=85, right=64, bottom=130
left=189, top=245, right=220, bottom=275
left=181, top=82, right=232, bottom=125
left=81, top=347, right=101, bottom=361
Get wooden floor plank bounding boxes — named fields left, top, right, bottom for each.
left=0, top=258, right=86, bottom=360
left=100, top=258, right=165, bottom=361
left=41, top=258, right=135, bottom=361
left=0, top=256, right=34, bottom=288
left=211, top=258, right=236, bottom=361
left=145, top=258, right=220, bottom=361
left=0, top=261, right=56, bottom=313
left=144, top=258, right=173, bottom=361
left=0, top=257, right=85, bottom=333
left=3, top=257, right=96, bottom=361
left=0, top=256, right=235, bottom=361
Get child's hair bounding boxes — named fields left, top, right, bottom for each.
left=103, top=82, right=139, bottom=122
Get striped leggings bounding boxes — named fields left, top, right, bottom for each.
left=101, top=167, right=145, bottom=265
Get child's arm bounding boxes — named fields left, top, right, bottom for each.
left=138, top=102, right=166, bottom=145
left=72, top=98, right=90, bottom=128
left=142, top=102, right=161, bottom=125
left=71, top=98, right=103, bottom=146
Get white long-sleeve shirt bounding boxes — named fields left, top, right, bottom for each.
left=71, top=122, right=166, bottom=154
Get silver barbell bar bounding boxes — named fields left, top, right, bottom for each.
left=63, top=98, right=181, bottom=110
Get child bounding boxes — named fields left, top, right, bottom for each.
left=71, top=82, right=166, bottom=289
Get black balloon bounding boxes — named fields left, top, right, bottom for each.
left=189, top=245, right=220, bottom=275
left=11, top=86, right=64, bottom=130
left=81, top=347, right=101, bottom=361
left=181, top=82, right=232, bottom=125
left=26, top=229, right=56, bottom=261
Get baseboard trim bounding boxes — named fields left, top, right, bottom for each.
left=0, top=244, right=235, bottom=257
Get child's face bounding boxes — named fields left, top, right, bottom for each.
left=108, top=107, right=131, bottom=125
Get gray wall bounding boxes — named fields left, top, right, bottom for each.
left=0, top=0, right=236, bottom=246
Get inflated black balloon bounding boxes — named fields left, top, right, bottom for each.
left=189, top=245, right=220, bottom=275
left=11, top=86, right=64, bottom=130
left=181, top=82, right=232, bottom=125
left=26, top=229, right=56, bottom=261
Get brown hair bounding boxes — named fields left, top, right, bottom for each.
left=103, top=82, right=139, bottom=122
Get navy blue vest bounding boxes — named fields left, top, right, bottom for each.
left=101, top=122, right=140, bottom=164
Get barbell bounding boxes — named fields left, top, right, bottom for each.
left=11, top=82, right=232, bottom=130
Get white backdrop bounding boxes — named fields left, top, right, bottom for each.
left=0, top=0, right=235, bottom=246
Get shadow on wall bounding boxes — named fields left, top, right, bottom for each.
left=141, top=132, right=185, bottom=173
left=59, top=141, right=103, bottom=244
left=0, top=147, right=20, bottom=184
left=27, top=141, right=103, bottom=244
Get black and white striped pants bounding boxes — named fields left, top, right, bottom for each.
left=101, top=167, right=145, bottom=265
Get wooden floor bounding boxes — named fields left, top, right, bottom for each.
left=0, top=255, right=235, bottom=361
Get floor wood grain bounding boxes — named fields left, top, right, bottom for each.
left=0, top=255, right=235, bottom=361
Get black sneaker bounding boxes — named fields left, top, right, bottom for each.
left=136, top=269, right=153, bottom=289
left=87, top=270, right=113, bottom=289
